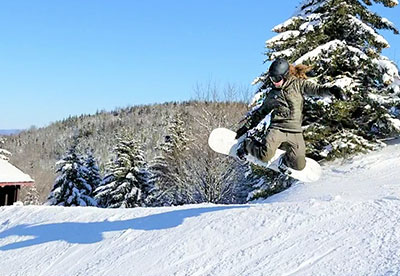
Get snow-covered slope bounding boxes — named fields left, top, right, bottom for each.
left=1, top=143, right=400, bottom=276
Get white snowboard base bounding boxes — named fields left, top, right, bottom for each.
left=208, top=128, right=322, bottom=183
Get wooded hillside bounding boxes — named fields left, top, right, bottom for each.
left=2, top=100, right=248, bottom=203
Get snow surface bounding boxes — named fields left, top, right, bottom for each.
left=1, top=143, right=400, bottom=275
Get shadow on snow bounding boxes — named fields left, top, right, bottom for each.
left=0, top=205, right=248, bottom=251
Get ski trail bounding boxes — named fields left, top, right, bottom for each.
left=282, top=247, right=338, bottom=276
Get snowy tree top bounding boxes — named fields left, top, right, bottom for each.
left=294, top=0, right=328, bottom=17
left=0, top=149, right=11, bottom=161
left=269, top=0, right=398, bottom=54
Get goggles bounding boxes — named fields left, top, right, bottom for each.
left=270, top=75, right=283, bottom=83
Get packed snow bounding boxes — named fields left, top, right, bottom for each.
left=1, top=141, right=400, bottom=275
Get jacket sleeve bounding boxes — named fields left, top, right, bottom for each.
left=300, top=79, right=331, bottom=97
left=244, top=99, right=274, bottom=130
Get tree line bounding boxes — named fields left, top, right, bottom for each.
left=45, top=110, right=255, bottom=207
left=2, top=100, right=263, bottom=206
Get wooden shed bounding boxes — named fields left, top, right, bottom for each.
left=0, top=159, right=34, bottom=206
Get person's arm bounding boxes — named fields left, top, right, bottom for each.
left=235, top=99, right=274, bottom=139
left=300, top=80, right=346, bottom=100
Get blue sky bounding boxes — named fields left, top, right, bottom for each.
left=0, top=0, right=399, bottom=129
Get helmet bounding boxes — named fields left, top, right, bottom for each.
left=268, top=59, right=289, bottom=82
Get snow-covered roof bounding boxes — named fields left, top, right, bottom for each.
left=0, top=159, right=34, bottom=186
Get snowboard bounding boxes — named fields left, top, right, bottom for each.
left=208, top=128, right=322, bottom=183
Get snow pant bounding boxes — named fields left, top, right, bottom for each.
left=245, top=128, right=306, bottom=170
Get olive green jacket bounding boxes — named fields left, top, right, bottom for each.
left=245, top=76, right=331, bottom=133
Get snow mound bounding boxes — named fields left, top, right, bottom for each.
left=1, top=143, right=400, bottom=276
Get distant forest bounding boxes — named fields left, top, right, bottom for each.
left=2, top=87, right=253, bottom=203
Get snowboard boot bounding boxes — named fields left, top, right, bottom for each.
left=236, top=139, right=249, bottom=161
left=277, top=157, right=291, bottom=176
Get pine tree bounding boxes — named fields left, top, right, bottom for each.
left=84, top=149, right=102, bottom=194
left=255, top=0, right=400, bottom=160
left=47, top=136, right=97, bottom=206
left=94, top=130, right=153, bottom=208
left=0, top=137, right=11, bottom=161
left=23, top=185, right=40, bottom=205
left=149, top=113, right=192, bottom=206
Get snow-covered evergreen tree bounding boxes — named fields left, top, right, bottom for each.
left=149, top=114, right=192, bottom=206
left=254, top=0, right=400, bottom=160
left=23, top=185, right=40, bottom=205
left=94, top=130, right=153, bottom=208
left=47, top=136, right=97, bottom=207
left=84, top=149, right=102, bottom=193
left=0, top=137, right=11, bottom=161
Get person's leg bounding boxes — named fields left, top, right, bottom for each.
left=284, top=132, right=306, bottom=170
left=245, top=128, right=284, bottom=163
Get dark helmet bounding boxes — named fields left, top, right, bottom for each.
left=268, top=59, right=289, bottom=82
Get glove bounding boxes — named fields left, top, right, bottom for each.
left=236, top=138, right=250, bottom=161
left=330, top=86, right=347, bottom=101
left=235, top=125, right=249, bottom=139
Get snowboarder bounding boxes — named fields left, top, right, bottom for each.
left=235, top=58, right=346, bottom=173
